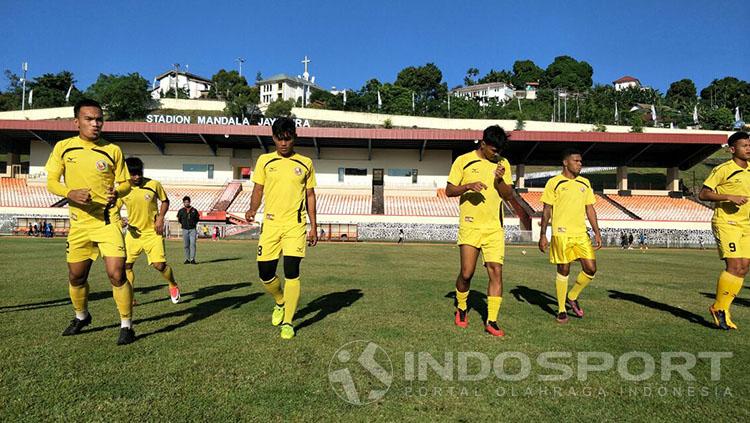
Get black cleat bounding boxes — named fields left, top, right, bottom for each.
left=555, top=312, right=569, bottom=324
left=62, top=313, right=92, bottom=336
left=117, top=327, right=136, bottom=345
left=709, top=306, right=730, bottom=330
left=184, top=260, right=190, bottom=264
left=190, top=260, right=197, bottom=265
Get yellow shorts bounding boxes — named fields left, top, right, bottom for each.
left=257, top=224, right=307, bottom=261
left=712, top=223, right=750, bottom=259
left=66, top=223, right=126, bottom=263
left=457, top=226, right=505, bottom=264
left=125, top=229, right=166, bottom=264
left=550, top=234, right=595, bottom=264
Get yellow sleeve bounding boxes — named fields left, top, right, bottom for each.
left=251, top=156, right=266, bottom=185
left=306, top=162, right=316, bottom=189
left=540, top=178, right=556, bottom=206
left=447, top=156, right=464, bottom=186
left=44, top=143, right=70, bottom=198
left=113, top=147, right=130, bottom=184
left=501, top=158, right=513, bottom=185
left=155, top=181, right=168, bottom=201
left=584, top=179, right=596, bottom=205
left=703, top=166, right=725, bottom=191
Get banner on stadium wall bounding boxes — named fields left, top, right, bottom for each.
left=145, top=114, right=311, bottom=127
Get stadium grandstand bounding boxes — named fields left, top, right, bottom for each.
left=0, top=114, right=728, bottom=246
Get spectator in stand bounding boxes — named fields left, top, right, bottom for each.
left=628, top=233, right=634, bottom=249
left=202, top=224, right=210, bottom=239
left=48, top=222, right=55, bottom=238
left=213, top=226, right=219, bottom=241
left=27, top=223, right=33, bottom=236
left=177, top=196, right=200, bottom=264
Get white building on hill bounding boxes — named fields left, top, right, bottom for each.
left=151, top=70, right=212, bottom=100
left=258, top=56, right=323, bottom=106
left=613, top=76, right=641, bottom=91
left=451, top=82, right=515, bottom=105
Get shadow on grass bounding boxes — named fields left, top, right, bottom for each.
left=76, top=282, right=254, bottom=337
left=444, top=290, right=489, bottom=322
left=509, top=285, right=557, bottom=317
left=192, top=257, right=244, bottom=264
left=295, top=289, right=364, bottom=332
left=700, top=292, right=750, bottom=308
left=608, top=290, right=714, bottom=329
left=0, top=285, right=163, bottom=313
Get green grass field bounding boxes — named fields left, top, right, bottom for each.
left=1, top=237, right=748, bottom=421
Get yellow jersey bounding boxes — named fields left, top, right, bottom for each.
left=45, top=136, right=130, bottom=228
left=541, top=174, right=595, bottom=236
left=703, top=159, right=750, bottom=226
left=447, top=150, right=513, bottom=229
left=119, top=178, right=168, bottom=234
left=252, top=152, right=316, bottom=227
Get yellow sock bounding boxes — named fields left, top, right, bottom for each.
left=159, top=265, right=177, bottom=288
left=283, top=278, right=301, bottom=324
left=112, top=281, right=134, bottom=321
left=555, top=273, right=568, bottom=313
left=487, top=296, right=502, bottom=323
left=455, top=289, right=469, bottom=311
left=714, top=271, right=743, bottom=311
left=125, top=268, right=135, bottom=287
left=263, top=275, right=284, bottom=305
left=568, top=271, right=595, bottom=301
left=69, top=282, right=89, bottom=316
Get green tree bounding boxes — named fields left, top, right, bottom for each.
left=225, top=85, right=260, bottom=118
left=265, top=99, right=295, bottom=117
left=511, top=60, right=544, bottom=89
left=700, top=77, right=750, bottom=111
left=701, top=107, right=734, bottom=130
left=26, top=71, right=83, bottom=108
left=208, top=69, right=249, bottom=100
left=394, top=63, right=447, bottom=103
left=630, top=114, right=644, bottom=133
left=464, top=68, right=479, bottom=86
left=477, top=69, right=512, bottom=84
left=161, top=86, right=191, bottom=99
left=86, top=73, right=151, bottom=120
left=544, top=56, right=593, bottom=91
left=666, top=79, right=697, bottom=106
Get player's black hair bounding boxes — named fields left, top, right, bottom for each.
left=272, top=117, right=296, bottom=140
left=183, top=196, right=191, bottom=202
left=482, top=125, right=509, bottom=150
left=561, top=148, right=582, bottom=160
left=125, top=157, right=144, bottom=175
left=73, top=98, right=102, bottom=118
left=728, top=131, right=749, bottom=147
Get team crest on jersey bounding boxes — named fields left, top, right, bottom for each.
left=95, top=160, right=108, bottom=172
left=580, top=187, right=586, bottom=192
left=294, top=167, right=303, bottom=176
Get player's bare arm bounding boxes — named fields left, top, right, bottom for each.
left=445, top=182, right=487, bottom=197
left=538, top=203, right=552, bottom=253
left=493, top=163, right=514, bottom=201
left=586, top=204, right=602, bottom=250
left=698, top=186, right=748, bottom=205
left=245, top=183, right=264, bottom=223
left=156, top=198, right=169, bottom=235
left=306, top=188, right=318, bottom=247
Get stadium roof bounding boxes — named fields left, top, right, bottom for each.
left=0, top=120, right=726, bottom=169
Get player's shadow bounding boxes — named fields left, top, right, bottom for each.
left=133, top=282, right=251, bottom=307
left=294, top=289, right=363, bottom=332
left=196, top=257, right=243, bottom=264
left=608, top=290, right=714, bottom=328
left=444, top=290, right=489, bottom=322
left=700, top=292, right=750, bottom=308
left=0, top=285, right=162, bottom=314
left=509, top=285, right=557, bottom=317
left=136, top=293, right=263, bottom=340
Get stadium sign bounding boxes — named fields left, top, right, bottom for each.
left=145, top=114, right=311, bottom=127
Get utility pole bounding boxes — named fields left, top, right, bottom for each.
left=20, top=62, right=28, bottom=111
left=237, top=57, right=245, bottom=78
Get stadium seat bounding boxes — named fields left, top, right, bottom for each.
left=164, top=187, right=223, bottom=211
left=0, top=178, right=63, bottom=208
left=519, top=191, right=633, bottom=220
left=606, top=195, right=712, bottom=221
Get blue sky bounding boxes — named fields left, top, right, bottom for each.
left=1, top=0, right=747, bottom=93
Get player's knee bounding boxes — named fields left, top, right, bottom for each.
left=459, top=269, right=475, bottom=282
left=284, top=256, right=302, bottom=279
left=258, top=259, right=278, bottom=282
left=108, top=270, right=125, bottom=286
left=152, top=262, right=166, bottom=272
left=583, top=264, right=597, bottom=276
left=68, top=271, right=87, bottom=286
left=557, top=266, right=570, bottom=277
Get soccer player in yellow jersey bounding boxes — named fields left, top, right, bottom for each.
left=45, top=99, right=136, bottom=345
left=447, top=125, right=514, bottom=337
left=245, top=117, right=318, bottom=340
left=699, top=131, right=750, bottom=330
left=119, top=157, right=181, bottom=305
left=538, top=149, right=602, bottom=324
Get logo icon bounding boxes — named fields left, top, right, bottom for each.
left=580, top=187, right=586, bottom=192
left=144, top=193, right=152, bottom=201
left=294, top=167, right=303, bottom=176
left=328, top=340, right=393, bottom=405
left=95, top=160, right=108, bottom=172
